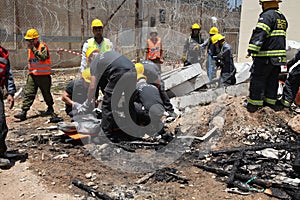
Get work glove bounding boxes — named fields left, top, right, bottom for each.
left=181, top=56, right=186, bottom=63
left=216, top=53, right=223, bottom=60
left=72, top=101, right=81, bottom=111
left=77, top=100, right=91, bottom=114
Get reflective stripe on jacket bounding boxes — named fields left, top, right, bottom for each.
left=248, top=9, right=287, bottom=59
left=87, top=38, right=112, bottom=52
left=146, top=38, right=162, bottom=60
left=28, top=42, right=51, bottom=75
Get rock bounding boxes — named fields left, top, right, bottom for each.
left=53, top=154, right=68, bottom=159
left=210, top=116, right=225, bottom=130
left=87, top=182, right=95, bottom=186
left=85, top=172, right=92, bottom=179
left=288, top=115, right=300, bottom=134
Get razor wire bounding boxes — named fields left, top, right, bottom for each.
left=0, top=0, right=241, bottom=68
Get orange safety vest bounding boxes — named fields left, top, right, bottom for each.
left=146, top=37, right=162, bottom=60
left=28, top=42, right=51, bottom=75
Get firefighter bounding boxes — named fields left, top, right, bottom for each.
left=211, top=34, right=236, bottom=86
left=245, top=0, right=288, bottom=112
left=0, top=45, right=16, bottom=167
left=145, top=28, right=164, bottom=72
left=137, top=60, right=177, bottom=118
left=130, top=63, right=165, bottom=131
left=182, top=23, right=204, bottom=66
left=280, top=49, right=300, bottom=109
left=14, top=29, right=54, bottom=121
left=80, top=19, right=114, bottom=72
left=201, top=26, right=219, bottom=82
left=78, top=50, right=136, bottom=140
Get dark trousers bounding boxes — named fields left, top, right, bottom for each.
left=101, top=70, right=136, bottom=134
left=249, top=57, right=280, bottom=103
left=159, top=80, right=174, bottom=112
left=282, top=65, right=300, bottom=103
left=0, top=89, right=8, bottom=154
left=22, top=74, right=54, bottom=111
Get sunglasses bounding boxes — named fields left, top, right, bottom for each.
left=26, top=39, right=35, bottom=42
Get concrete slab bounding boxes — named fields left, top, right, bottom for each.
left=170, top=83, right=249, bottom=109
left=167, top=72, right=209, bottom=97
left=235, top=62, right=252, bottom=84
left=164, top=63, right=202, bottom=90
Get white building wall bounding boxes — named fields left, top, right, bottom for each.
left=238, top=0, right=300, bottom=62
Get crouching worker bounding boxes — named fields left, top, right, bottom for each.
left=138, top=60, right=177, bottom=118
left=211, top=33, right=236, bottom=86
left=61, top=68, right=92, bottom=118
left=130, top=63, right=165, bottom=135
left=62, top=48, right=100, bottom=118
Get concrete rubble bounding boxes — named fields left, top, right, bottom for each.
left=162, top=62, right=251, bottom=109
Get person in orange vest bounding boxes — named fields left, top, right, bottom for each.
left=145, top=28, right=164, bottom=72
left=14, top=29, right=54, bottom=121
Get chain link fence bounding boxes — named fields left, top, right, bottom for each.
left=0, top=0, right=241, bottom=68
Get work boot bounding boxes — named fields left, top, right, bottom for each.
left=264, top=101, right=284, bottom=112
left=0, top=158, right=10, bottom=167
left=243, top=102, right=261, bottom=113
left=14, top=110, right=27, bottom=121
left=43, top=106, right=54, bottom=116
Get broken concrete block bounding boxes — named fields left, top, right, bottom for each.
left=288, top=115, right=300, bottom=134
left=235, top=62, right=252, bottom=84
left=225, top=82, right=249, bottom=97
left=170, top=88, right=225, bottom=109
left=167, top=72, right=209, bottom=97
left=170, top=83, right=249, bottom=109
left=164, top=63, right=202, bottom=90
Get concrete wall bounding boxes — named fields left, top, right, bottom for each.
left=238, top=0, right=300, bottom=62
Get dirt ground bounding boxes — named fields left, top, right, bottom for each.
left=0, top=69, right=298, bottom=200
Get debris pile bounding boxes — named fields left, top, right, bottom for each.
left=195, top=126, right=300, bottom=200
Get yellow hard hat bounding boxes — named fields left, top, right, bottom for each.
left=82, top=68, right=91, bottom=83
left=135, top=63, right=147, bottom=80
left=209, top=27, right=219, bottom=35
left=191, top=23, right=201, bottom=30
left=211, top=34, right=225, bottom=44
left=24, top=29, right=39, bottom=40
left=86, top=48, right=100, bottom=65
left=91, top=19, right=103, bottom=28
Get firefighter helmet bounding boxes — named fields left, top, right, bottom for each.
left=91, top=19, right=104, bottom=28
left=135, top=63, right=147, bottom=80
left=191, top=23, right=201, bottom=30
left=211, top=34, right=225, bottom=44
left=82, top=68, right=91, bottom=83
left=24, top=29, right=39, bottom=40
left=209, top=27, right=219, bottom=35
